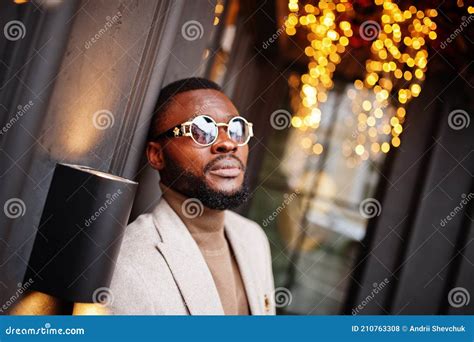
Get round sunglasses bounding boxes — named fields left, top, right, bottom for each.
left=154, top=115, right=254, bottom=147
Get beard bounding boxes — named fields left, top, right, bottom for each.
left=160, top=154, right=250, bottom=210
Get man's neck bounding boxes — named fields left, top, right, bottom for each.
left=159, top=182, right=226, bottom=250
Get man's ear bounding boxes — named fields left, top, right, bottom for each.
left=147, top=141, right=165, bottom=171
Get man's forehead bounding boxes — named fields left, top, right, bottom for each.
left=169, top=89, right=239, bottom=119
left=174, top=89, right=235, bottom=108
left=156, top=89, right=241, bottom=133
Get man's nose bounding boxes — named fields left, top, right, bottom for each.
left=210, top=126, right=238, bottom=153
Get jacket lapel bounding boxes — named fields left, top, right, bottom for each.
left=152, top=199, right=224, bottom=315
left=225, top=215, right=263, bottom=315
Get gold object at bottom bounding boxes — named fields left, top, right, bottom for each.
left=72, top=302, right=109, bottom=315
left=10, top=291, right=109, bottom=315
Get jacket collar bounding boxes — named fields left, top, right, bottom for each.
left=151, top=198, right=260, bottom=315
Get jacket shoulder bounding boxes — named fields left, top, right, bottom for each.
left=118, top=212, right=159, bottom=258
left=112, top=214, right=155, bottom=277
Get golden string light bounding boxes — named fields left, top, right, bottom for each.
left=346, top=0, right=437, bottom=162
left=213, top=0, right=225, bottom=26
left=285, top=0, right=353, bottom=155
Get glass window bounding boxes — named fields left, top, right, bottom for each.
left=247, top=77, right=387, bottom=314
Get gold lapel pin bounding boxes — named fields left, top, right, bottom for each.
left=264, top=294, right=271, bottom=313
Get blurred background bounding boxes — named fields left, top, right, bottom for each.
left=0, top=0, right=473, bottom=315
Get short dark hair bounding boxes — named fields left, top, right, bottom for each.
left=147, top=77, right=223, bottom=141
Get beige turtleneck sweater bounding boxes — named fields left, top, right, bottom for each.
left=160, top=183, right=250, bottom=315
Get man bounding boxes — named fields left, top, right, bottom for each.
left=109, top=78, right=275, bottom=315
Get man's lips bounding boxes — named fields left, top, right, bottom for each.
left=207, top=159, right=243, bottom=178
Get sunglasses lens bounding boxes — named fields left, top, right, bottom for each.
left=228, top=117, right=249, bottom=145
left=191, top=116, right=217, bottom=145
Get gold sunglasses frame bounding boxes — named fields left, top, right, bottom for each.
left=159, top=115, right=254, bottom=147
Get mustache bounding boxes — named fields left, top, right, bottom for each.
left=203, top=154, right=245, bottom=173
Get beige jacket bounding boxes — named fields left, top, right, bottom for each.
left=108, top=198, right=275, bottom=315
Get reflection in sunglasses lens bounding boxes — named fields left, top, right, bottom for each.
left=229, top=118, right=247, bottom=145
left=192, top=116, right=217, bottom=145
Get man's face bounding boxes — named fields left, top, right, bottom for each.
left=147, top=88, right=250, bottom=209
